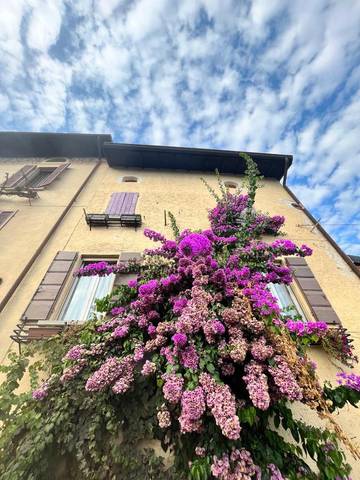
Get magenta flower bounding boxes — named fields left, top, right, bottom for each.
left=172, top=332, right=188, bottom=347
left=139, top=279, right=158, bottom=296
left=178, top=233, right=212, bottom=258
left=128, top=279, right=137, bottom=288
left=336, top=372, right=360, bottom=391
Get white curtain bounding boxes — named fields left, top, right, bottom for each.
left=60, top=273, right=115, bottom=322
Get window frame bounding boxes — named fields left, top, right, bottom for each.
left=268, top=282, right=308, bottom=320
left=224, top=180, right=238, bottom=189
left=54, top=254, right=119, bottom=324
left=0, top=210, right=17, bottom=230
left=122, top=176, right=139, bottom=183
left=26, top=167, right=57, bottom=188
left=267, top=259, right=314, bottom=322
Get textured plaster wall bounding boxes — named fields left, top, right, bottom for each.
left=0, top=160, right=359, bottom=473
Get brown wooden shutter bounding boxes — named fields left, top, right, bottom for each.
left=0, top=211, right=15, bottom=229
left=22, top=251, right=78, bottom=322
left=286, top=257, right=340, bottom=324
left=113, top=252, right=141, bottom=287
left=33, top=162, right=71, bottom=189
left=2, top=165, right=38, bottom=188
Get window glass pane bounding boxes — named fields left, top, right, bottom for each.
left=87, top=274, right=115, bottom=320
left=60, top=276, right=98, bottom=322
left=60, top=269, right=115, bottom=322
left=268, top=283, right=305, bottom=319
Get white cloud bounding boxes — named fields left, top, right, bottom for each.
left=0, top=0, right=359, bottom=251
left=26, top=0, right=64, bottom=52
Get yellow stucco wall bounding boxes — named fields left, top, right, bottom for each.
left=0, top=158, right=359, bottom=473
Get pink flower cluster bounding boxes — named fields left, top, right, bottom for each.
left=141, top=360, right=156, bottom=376
left=85, top=357, right=122, bottom=392
left=162, top=373, right=184, bottom=404
left=268, top=356, right=302, bottom=401
left=64, top=344, right=86, bottom=361
left=179, top=345, right=199, bottom=369
left=32, top=381, right=49, bottom=400
left=60, top=362, right=85, bottom=384
left=157, top=406, right=171, bottom=428
left=211, top=449, right=259, bottom=479
left=251, top=337, right=274, bottom=361
left=200, top=373, right=241, bottom=440
left=267, top=463, right=285, bottom=480
left=112, top=355, right=135, bottom=394
left=243, top=361, right=270, bottom=410
left=179, top=387, right=206, bottom=433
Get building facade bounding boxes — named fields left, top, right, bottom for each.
left=0, top=132, right=359, bottom=472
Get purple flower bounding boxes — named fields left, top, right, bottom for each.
left=180, top=345, right=199, bottom=369
left=173, top=297, right=188, bottom=315
left=64, top=345, right=86, bottom=361
left=336, top=372, right=360, bottom=391
left=300, top=244, right=313, bottom=256
left=144, top=228, right=167, bottom=243
left=178, top=233, right=212, bottom=258
left=32, top=382, right=49, bottom=401
left=212, top=320, right=225, bottom=335
left=139, top=279, right=158, bottom=296
left=147, top=324, right=156, bottom=335
left=172, top=332, right=188, bottom=347
left=128, top=279, right=137, bottom=288
left=112, top=325, right=129, bottom=338
left=110, top=306, right=125, bottom=316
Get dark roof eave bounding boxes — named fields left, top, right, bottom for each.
left=0, top=131, right=113, bottom=158
left=103, top=142, right=293, bottom=180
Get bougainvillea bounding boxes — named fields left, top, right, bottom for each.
left=1, top=154, right=359, bottom=480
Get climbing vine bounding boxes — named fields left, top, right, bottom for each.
left=0, top=155, right=359, bottom=480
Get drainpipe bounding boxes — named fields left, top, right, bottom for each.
left=282, top=156, right=290, bottom=186
left=0, top=160, right=102, bottom=313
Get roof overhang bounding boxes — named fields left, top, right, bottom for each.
left=0, top=131, right=113, bottom=158
left=103, top=143, right=292, bottom=180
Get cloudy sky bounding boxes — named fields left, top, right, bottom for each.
left=0, top=0, right=359, bottom=254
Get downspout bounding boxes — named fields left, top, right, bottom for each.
left=282, top=156, right=290, bottom=186
left=0, top=159, right=102, bottom=313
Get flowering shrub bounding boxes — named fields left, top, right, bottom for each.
left=0, top=154, right=359, bottom=480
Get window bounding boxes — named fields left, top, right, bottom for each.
left=224, top=181, right=238, bottom=189
left=268, top=283, right=306, bottom=319
left=59, top=261, right=115, bottom=322
left=27, top=168, right=56, bottom=188
left=0, top=210, right=16, bottom=230
left=122, top=176, right=138, bottom=183
left=46, top=157, right=68, bottom=163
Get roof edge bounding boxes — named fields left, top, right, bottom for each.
left=284, top=185, right=360, bottom=279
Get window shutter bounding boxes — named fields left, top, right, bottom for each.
left=286, top=257, right=340, bottom=324
left=0, top=211, right=15, bottom=229
left=33, top=162, right=71, bottom=189
left=113, top=252, right=141, bottom=287
left=106, top=192, right=139, bottom=215
left=2, top=165, right=38, bottom=188
left=22, top=251, right=78, bottom=322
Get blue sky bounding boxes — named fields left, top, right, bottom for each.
left=0, top=0, right=359, bottom=254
